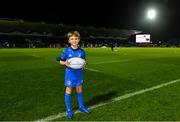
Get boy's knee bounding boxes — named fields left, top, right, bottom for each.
left=76, top=86, right=82, bottom=93
left=66, top=87, right=72, bottom=94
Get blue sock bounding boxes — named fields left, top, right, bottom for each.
left=65, top=93, right=71, bottom=111
left=77, top=92, right=84, bottom=108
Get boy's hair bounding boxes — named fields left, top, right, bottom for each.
left=67, top=31, right=80, bottom=40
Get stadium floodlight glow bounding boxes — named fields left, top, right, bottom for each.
left=147, top=9, right=156, bottom=20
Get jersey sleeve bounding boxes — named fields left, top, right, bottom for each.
left=81, top=49, right=86, bottom=60
left=60, top=49, right=67, bottom=61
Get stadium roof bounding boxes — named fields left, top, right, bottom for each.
left=0, top=19, right=142, bottom=39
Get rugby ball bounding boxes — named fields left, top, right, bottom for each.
left=67, top=57, right=86, bottom=69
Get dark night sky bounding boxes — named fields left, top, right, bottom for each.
left=0, top=0, right=180, bottom=40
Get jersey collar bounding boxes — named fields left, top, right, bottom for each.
left=70, top=46, right=79, bottom=51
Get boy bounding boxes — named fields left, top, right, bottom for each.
left=59, top=31, right=90, bottom=119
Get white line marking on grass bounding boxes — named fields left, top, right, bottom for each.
left=85, top=68, right=101, bottom=72
left=85, top=59, right=130, bottom=72
left=31, top=54, right=41, bottom=58
left=85, top=59, right=130, bottom=73
left=36, top=78, right=180, bottom=121
left=89, top=59, right=130, bottom=65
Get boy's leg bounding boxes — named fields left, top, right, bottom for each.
left=76, top=85, right=90, bottom=113
left=65, top=87, right=73, bottom=119
left=76, top=85, right=83, bottom=108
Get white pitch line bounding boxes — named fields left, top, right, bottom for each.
left=31, top=54, right=41, bottom=58
left=36, top=78, right=180, bottom=121
left=89, top=59, right=130, bottom=65
left=85, top=59, right=130, bottom=72
left=85, top=68, right=101, bottom=72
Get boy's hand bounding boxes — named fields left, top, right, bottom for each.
left=65, top=60, right=70, bottom=67
left=59, top=60, right=70, bottom=67
left=82, top=61, right=87, bottom=69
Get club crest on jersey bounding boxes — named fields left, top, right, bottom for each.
left=69, top=54, right=72, bottom=57
left=78, top=53, right=81, bottom=58
left=67, top=80, right=72, bottom=85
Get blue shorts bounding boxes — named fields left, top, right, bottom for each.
left=65, top=79, right=83, bottom=87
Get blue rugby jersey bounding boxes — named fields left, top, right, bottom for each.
left=60, top=46, right=86, bottom=80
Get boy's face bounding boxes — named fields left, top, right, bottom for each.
left=69, top=35, right=80, bottom=46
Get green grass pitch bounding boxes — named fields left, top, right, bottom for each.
left=0, top=48, right=180, bottom=121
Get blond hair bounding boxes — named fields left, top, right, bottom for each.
left=67, top=31, right=80, bottom=40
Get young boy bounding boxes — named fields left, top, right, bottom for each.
left=59, top=31, right=90, bottom=119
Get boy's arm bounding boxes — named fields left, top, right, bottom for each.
left=60, top=60, right=70, bottom=67
left=59, top=49, right=70, bottom=67
left=82, top=50, right=86, bottom=68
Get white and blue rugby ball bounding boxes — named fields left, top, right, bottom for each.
left=67, top=57, right=86, bottom=69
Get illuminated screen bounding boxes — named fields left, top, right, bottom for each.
left=136, top=34, right=150, bottom=43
